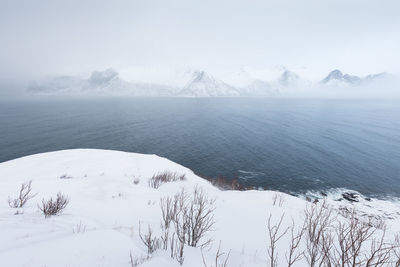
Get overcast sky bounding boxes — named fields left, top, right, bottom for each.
left=1, top=0, right=399, bottom=82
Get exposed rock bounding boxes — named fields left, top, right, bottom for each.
left=342, top=192, right=359, bottom=202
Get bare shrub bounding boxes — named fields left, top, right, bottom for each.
left=286, top=220, right=306, bottom=267
left=364, top=228, right=393, bottom=267
left=162, top=189, right=187, bottom=265
left=202, top=241, right=231, bottom=267
left=267, top=213, right=290, bottom=267
left=160, top=195, right=178, bottom=250
left=8, top=180, right=37, bottom=208
left=172, top=233, right=185, bottom=265
left=331, top=214, right=400, bottom=267
left=393, top=235, right=400, bottom=267
left=170, top=189, right=189, bottom=247
left=129, top=251, right=148, bottom=267
left=174, top=187, right=216, bottom=248
left=139, top=223, right=160, bottom=258
left=158, top=187, right=216, bottom=265
left=186, top=186, right=216, bottom=247
left=133, top=177, right=140, bottom=185
left=272, top=193, right=285, bottom=207
left=262, top=197, right=400, bottom=267
left=331, top=211, right=373, bottom=266
left=272, top=193, right=279, bottom=206
left=304, top=200, right=335, bottom=267
left=38, top=192, right=69, bottom=218
left=301, top=202, right=400, bottom=267
left=148, top=171, right=186, bottom=189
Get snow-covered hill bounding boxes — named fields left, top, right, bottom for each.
left=1, top=149, right=400, bottom=267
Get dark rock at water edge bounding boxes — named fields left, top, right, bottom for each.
left=320, top=191, right=328, bottom=197
left=342, top=192, right=359, bottom=202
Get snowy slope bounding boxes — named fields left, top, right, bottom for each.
left=1, top=149, right=400, bottom=267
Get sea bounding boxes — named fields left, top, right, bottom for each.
left=1, top=97, right=399, bottom=198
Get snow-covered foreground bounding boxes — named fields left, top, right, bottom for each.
left=1, top=149, right=399, bottom=267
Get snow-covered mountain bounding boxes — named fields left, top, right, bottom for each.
left=28, top=69, right=175, bottom=96
left=278, top=69, right=300, bottom=86
left=81, top=68, right=130, bottom=94
left=321, top=69, right=389, bottom=86
left=321, top=69, right=361, bottom=85
left=178, top=71, right=240, bottom=97
left=364, top=72, right=389, bottom=82
left=27, top=67, right=397, bottom=97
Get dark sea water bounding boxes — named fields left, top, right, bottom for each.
left=1, top=97, right=399, bottom=198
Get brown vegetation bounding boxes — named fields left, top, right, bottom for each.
left=38, top=192, right=69, bottom=218
left=196, top=173, right=261, bottom=191
left=148, top=171, right=186, bottom=189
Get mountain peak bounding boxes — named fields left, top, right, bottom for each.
left=323, top=69, right=343, bottom=82
left=322, top=69, right=361, bottom=84
left=88, top=68, right=119, bottom=86
left=279, top=69, right=299, bottom=86
left=179, top=70, right=239, bottom=97
left=191, top=71, right=211, bottom=82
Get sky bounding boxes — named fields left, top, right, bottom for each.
left=1, top=0, right=400, bottom=83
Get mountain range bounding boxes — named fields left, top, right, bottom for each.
left=320, top=69, right=389, bottom=86
left=27, top=68, right=393, bottom=97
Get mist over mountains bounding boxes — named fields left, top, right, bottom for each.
left=27, top=67, right=397, bottom=97
left=321, top=69, right=389, bottom=86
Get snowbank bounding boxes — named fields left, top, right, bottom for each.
left=0, top=149, right=399, bottom=266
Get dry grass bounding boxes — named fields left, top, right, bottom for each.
left=38, top=192, right=69, bottom=218
left=148, top=171, right=186, bottom=189
left=196, top=173, right=260, bottom=191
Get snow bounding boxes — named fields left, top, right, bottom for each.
left=1, top=149, right=400, bottom=266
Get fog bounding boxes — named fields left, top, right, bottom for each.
left=0, top=0, right=399, bottom=96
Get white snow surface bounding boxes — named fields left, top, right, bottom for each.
left=1, top=149, right=400, bottom=267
